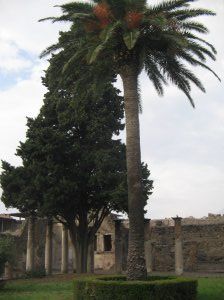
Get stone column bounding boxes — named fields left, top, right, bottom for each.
left=115, top=220, right=122, bottom=274
left=26, top=216, right=35, bottom=272
left=72, top=246, right=77, bottom=273
left=87, top=240, right=94, bottom=273
left=45, top=218, right=53, bottom=275
left=144, top=219, right=153, bottom=273
left=61, top=224, right=68, bottom=273
left=4, top=262, right=13, bottom=279
left=172, top=217, right=183, bottom=275
left=97, top=234, right=104, bottom=252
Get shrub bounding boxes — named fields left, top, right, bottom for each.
left=0, top=236, right=15, bottom=276
left=0, top=236, right=15, bottom=289
left=23, top=267, right=46, bottom=279
left=74, top=275, right=197, bottom=300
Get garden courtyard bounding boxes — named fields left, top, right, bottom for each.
left=0, top=0, right=223, bottom=299
left=0, top=274, right=224, bottom=300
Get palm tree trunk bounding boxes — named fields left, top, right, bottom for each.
left=120, top=65, right=147, bottom=280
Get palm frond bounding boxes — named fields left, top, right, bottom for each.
left=153, top=53, right=196, bottom=106
left=89, top=44, right=105, bottom=64
left=144, top=55, right=166, bottom=96
left=62, top=48, right=87, bottom=74
left=168, top=70, right=195, bottom=107
left=39, top=15, right=72, bottom=23
left=40, top=6, right=93, bottom=23
left=181, top=21, right=208, bottom=34
left=123, top=30, right=140, bottom=50
left=143, top=13, right=168, bottom=28
left=106, top=0, right=127, bottom=19
left=39, top=17, right=56, bottom=22
left=172, top=9, right=215, bottom=20
left=178, top=51, right=221, bottom=81
left=187, top=41, right=216, bottom=61
left=40, top=44, right=62, bottom=58
left=180, top=66, right=206, bottom=92
left=191, top=59, right=221, bottom=82
left=150, top=0, right=194, bottom=13
left=183, top=32, right=217, bottom=54
left=179, top=85, right=195, bottom=107
left=162, top=31, right=188, bottom=48
left=71, top=12, right=93, bottom=19
left=55, top=2, right=93, bottom=14
left=124, top=0, right=147, bottom=11
left=89, top=22, right=121, bottom=63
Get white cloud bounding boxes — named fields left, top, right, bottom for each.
left=0, top=0, right=70, bottom=55
left=146, top=161, right=224, bottom=219
left=0, top=37, right=32, bottom=73
left=136, top=0, right=224, bottom=219
left=0, top=61, right=48, bottom=212
left=0, top=62, right=47, bottom=166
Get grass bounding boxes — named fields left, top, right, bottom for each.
left=0, top=274, right=73, bottom=300
left=197, top=278, right=224, bottom=300
left=0, top=274, right=224, bottom=299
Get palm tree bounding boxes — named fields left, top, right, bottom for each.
left=41, top=0, right=219, bottom=280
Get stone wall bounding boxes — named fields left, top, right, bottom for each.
left=3, top=213, right=224, bottom=275
left=94, top=215, right=116, bottom=271
left=116, top=215, right=224, bottom=273
left=182, top=224, right=224, bottom=272
left=0, top=218, right=47, bottom=277
left=151, top=225, right=175, bottom=272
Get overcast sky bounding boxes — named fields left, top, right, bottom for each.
left=0, top=0, right=223, bottom=219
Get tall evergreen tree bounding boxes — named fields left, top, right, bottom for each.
left=1, top=48, right=153, bottom=273
left=41, top=0, right=220, bottom=279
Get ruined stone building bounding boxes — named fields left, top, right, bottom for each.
left=1, top=212, right=224, bottom=278
left=0, top=214, right=21, bottom=233
left=93, top=213, right=224, bottom=273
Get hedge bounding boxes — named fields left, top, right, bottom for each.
left=74, top=275, right=198, bottom=300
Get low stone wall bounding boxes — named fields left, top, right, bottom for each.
left=119, top=219, right=224, bottom=273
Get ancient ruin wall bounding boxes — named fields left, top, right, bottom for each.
left=120, top=216, right=224, bottom=273
left=150, top=220, right=224, bottom=272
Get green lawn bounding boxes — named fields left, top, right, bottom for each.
left=0, top=275, right=73, bottom=300
left=198, top=278, right=224, bottom=300
left=0, top=275, right=224, bottom=299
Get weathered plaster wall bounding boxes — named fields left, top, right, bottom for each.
left=183, top=224, right=224, bottom=272
left=51, top=223, right=73, bottom=272
left=118, top=216, right=224, bottom=273
left=94, top=216, right=115, bottom=271
left=151, top=223, right=224, bottom=272
left=0, top=218, right=47, bottom=277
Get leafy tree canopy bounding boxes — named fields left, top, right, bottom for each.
left=0, top=45, right=153, bottom=255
